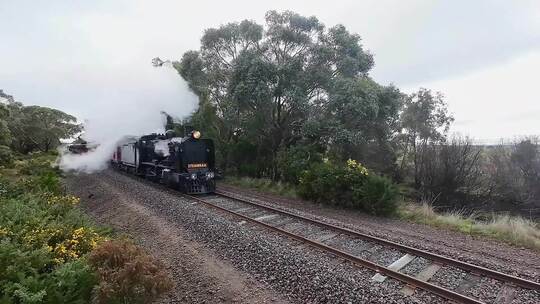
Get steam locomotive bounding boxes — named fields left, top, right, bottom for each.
left=110, top=130, right=216, bottom=194
left=67, top=137, right=97, bottom=154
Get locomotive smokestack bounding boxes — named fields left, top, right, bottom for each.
left=184, top=125, right=194, bottom=137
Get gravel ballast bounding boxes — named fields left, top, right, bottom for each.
left=67, top=170, right=446, bottom=303
left=218, top=184, right=540, bottom=283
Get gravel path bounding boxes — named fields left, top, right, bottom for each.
left=66, top=172, right=287, bottom=304
left=66, top=170, right=446, bottom=303
left=218, top=184, right=540, bottom=283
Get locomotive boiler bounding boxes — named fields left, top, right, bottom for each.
left=111, top=130, right=216, bottom=194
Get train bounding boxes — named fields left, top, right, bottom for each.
left=67, top=136, right=97, bottom=154
left=110, top=129, right=216, bottom=194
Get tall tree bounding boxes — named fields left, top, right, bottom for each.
left=400, top=88, right=454, bottom=186
left=0, top=90, right=13, bottom=146
left=1, top=91, right=81, bottom=153
left=176, top=10, right=401, bottom=178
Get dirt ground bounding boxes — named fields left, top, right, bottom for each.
left=66, top=172, right=288, bottom=304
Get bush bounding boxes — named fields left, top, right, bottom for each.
left=298, top=159, right=398, bottom=216
left=0, top=145, right=13, bottom=166
left=354, top=174, right=398, bottom=216
left=1, top=153, right=171, bottom=304
left=277, top=145, right=323, bottom=184
left=43, top=259, right=98, bottom=304
left=297, top=162, right=352, bottom=205
left=89, top=240, right=173, bottom=304
left=0, top=156, right=105, bottom=304
left=37, top=171, right=62, bottom=194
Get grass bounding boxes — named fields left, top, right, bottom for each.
left=399, top=202, right=540, bottom=251
left=223, top=175, right=540, bottom=251
left=223, top=176, right=298, bottom=198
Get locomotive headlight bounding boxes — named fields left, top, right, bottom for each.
left=190, top=173, right=197, bottom=180
left=192, top=130, right=201, bottom=139
left=206, top=171, right=214, bottom=179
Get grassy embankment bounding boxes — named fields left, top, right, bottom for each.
left=223, top=176, right=540, bottom=251
left=0, top=152, right=172, bottom=304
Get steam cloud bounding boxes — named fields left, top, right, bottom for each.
left=58, top=63, right=198, bottom=173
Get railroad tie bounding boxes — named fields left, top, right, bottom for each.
left=494, top=284, right=516, bottom=304
left=455, top=273, right=481, bottom=294
left=254, top=214, right=279, bottom=222
left=372, top=254, right=416, bottom=283
left=313, top=232, right=338, bottom=243
left=401, top=263, right=442, bottom=296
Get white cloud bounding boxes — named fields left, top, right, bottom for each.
left=0, top=0, right=539, bottom=141
left=403, top=51, right=540, bottom=141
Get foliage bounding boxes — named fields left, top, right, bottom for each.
left=224, top=176, right=298, bottom=198
left=414, top=135, right=484, bottom=205
left=1, top=154, right=165, bottom=304
left=277, top=145, right=322, bottom=184
left=354, top=174, right=399, bottom=216
left=176, top=10, right=401, bottom=179
left=88, top=240, right=173, bottom=304
left=485, top=137, right=540, bottom=208
left=0, top=145, right=13, bottom=166
left=0, top=188, right=105, bottom=303
left=399, top=202, right=540, bottom=251
left=298, top=159, right=398, bottom=215
left=0, top=90, right=81, bottom=154
left=399, top=88, right=454, bottom=185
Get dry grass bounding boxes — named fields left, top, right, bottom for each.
left=224, top=176, right=540, bottom=251
left=399, top=202, right=540, bottom=251
left=223, top=176, right=298, bottom=198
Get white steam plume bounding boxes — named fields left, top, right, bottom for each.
left=58, top=63, right=197, bottom=173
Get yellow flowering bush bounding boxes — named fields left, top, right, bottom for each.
left=0, top=226, right=10, bottom=238
left=51, top=227, right=105, bottom=264
left=299, top=159, right=398, bottom=216
left=22, top=226, right=106, bottom=264
left=45, top=194, right=80, bottom=207
left=346, top=159, right=369, bottom=176
left=1, top=153, right=170, bottom=303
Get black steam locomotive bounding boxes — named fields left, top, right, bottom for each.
left=111, top=130, right=216, bottom=194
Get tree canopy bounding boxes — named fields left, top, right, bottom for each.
left=0, top=90, right=81, bottom=155
left=176, top=10, right=402, bottom=178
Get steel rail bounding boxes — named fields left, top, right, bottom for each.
left=185, top=193, right=483, bottom=304
left=215, top=189, right=540, bottom=292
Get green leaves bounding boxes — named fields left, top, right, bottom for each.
left=176, top=10, right=403, bottom=178
left=298, top=161, right=398, bottom=216
left=0, top=92, right=81, bottom=154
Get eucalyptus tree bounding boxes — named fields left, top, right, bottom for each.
left=177, top=10, right=401, bottom=178
left=400, top=88, right=454, bottom=186
left=0, top=91, right=80, bottom=153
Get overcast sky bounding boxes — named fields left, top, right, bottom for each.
left=1, top=0, right=539, bottom=141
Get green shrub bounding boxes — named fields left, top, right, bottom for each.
left=37, top=171, right=62, bottom=194
left=277, top=145, right=323, bottom=184
left=44, top=259, right=97, bottom=304
left=297, top=162, right=351, bottom=205
left=354, top=174, right=398, bottom=216
left=1, top=153, right=169, bottom=304
left=89, top=240, right=173, bottom=304
left=16, top=154, right=59, bottom=177
left=0, top=165, right=104, bottom=304
left=298, top=159, right=398, bottom=216
left=0, top=145, right=13, bottom=166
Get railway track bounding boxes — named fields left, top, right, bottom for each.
left=185, top=190, right=540, bottom=304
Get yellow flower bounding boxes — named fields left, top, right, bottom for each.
left=0, top=227, right=9, bottom=237
left=346, top=159, right=369, bottom=176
